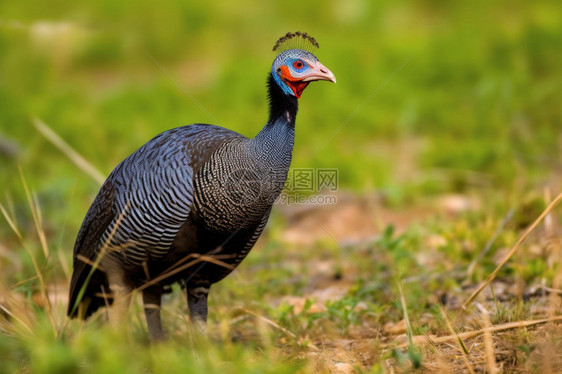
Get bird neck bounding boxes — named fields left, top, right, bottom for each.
left=266, top=73, right=299, bottom=127
left=250, top=73, right=297, bottom=163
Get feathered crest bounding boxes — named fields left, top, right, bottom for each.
left=272, top=32, right=319, bottom=53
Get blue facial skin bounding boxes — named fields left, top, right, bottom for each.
left=271, top=49, right=319, bottom=97
left=273, top=71, right=294, bottom=96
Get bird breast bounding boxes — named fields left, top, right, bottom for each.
left=193, top=143, right=289, bottom=233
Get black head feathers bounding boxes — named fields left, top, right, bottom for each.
left=272, top=32, right=319, bottom=53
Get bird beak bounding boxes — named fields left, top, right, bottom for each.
left=302, top=61, right=337, bottom=84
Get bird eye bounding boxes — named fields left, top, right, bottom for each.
left=293, top=60, right=304, bottom=69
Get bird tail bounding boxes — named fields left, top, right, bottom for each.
left=67, top=260, right=110, bottom=319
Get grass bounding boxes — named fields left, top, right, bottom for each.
left=1, top=0, right=562, bottom=372
left=3, top=175, right=561, bottom=372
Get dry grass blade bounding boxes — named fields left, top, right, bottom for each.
left=19, top=167, right=49, bottom=258
left=0, top=203, right=22, bottom=239
left=463, top=191, right=562, bottom=309
left=135, top=253, right=235, bottom=294
left=397, top=282, right=422, bottom=368
left=161, top=251, right=236, bottom=276
left=391, top=315, right=562, bottom=349
left=33, top=117, right=105, bottom=185
left=467, top=208, right=514, bottom=278
left=475, top=303, right=499, bottom=374
left=240, top=308, right=320, bottom=351
left=0, top=304, right=33, bottom=335
left=0, top=201, right=56, bottom=334
left=76, top=254, right=105, bottom=270
left=439, top=305, right=475, bottom=374
left=397, top=282, right=414, bottom=348
left=7, top=170, right=53, bottom=323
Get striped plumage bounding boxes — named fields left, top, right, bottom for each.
left=68, top=35, right=336, bottom=340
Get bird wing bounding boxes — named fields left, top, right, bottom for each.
left=68, top=124, right=243, bottom=317
left=67, top=179, right=116, bottom=317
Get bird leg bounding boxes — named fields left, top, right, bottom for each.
left=186, top=285, right=210, bottom=333
left=143, top=287, right=165, bottom=341
left=105, top=276, right=132, bottom=329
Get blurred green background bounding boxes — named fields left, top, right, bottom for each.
left=1, top=0, right=561, bottom=258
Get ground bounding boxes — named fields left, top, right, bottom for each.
left=2, top=187, right=561, bottom=373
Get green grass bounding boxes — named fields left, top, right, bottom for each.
left=1, top=0, right=562, bottom=372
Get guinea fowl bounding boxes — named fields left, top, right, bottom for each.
left=67, top=32, right=336, bottom=340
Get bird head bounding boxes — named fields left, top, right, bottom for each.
left=271, top=32, right=336, bottom=98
